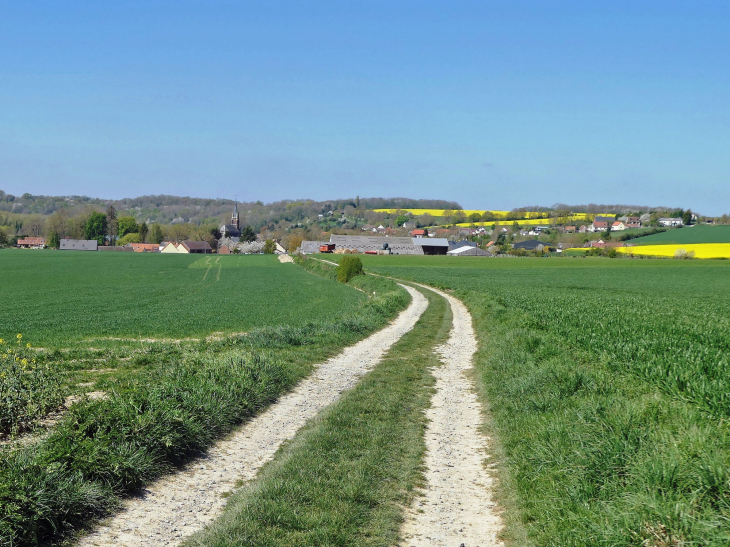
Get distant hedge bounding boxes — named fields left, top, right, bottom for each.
left=337, top=256, right=364, bottom=283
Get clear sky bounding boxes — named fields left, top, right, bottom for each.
left=1, top=1, right=728, bottom=214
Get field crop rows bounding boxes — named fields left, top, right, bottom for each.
left=0, top=251, right=410, bottom=546
left=356, top=255, right=730, bottom=546
left=629, top=224, right=730, bottom=245
left=0, top=253, right=364, bottom=347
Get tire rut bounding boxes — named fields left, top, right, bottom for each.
left=77, top=284, right=428, bottom=547
left=400, top=284, right=503, bottom=547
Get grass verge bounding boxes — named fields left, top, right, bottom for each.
left=183, top=285, right=451, bottom=547
left=465, top=291, right=730, bottom=546
left=0, top=269, right=408, bottom=547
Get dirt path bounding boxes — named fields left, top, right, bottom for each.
left=400, top=285, right=503, bottom=547
left=77, top=284, right=428, bottom=547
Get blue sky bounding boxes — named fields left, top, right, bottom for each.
left=1, top=1, right=728, bottom=214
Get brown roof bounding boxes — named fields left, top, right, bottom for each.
left=182, top=240, right=212, bottom=251
left=17, top=237, right=45, bottom=245
left=593, top=221, right=608, bottom=228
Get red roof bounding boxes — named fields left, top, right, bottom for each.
left=410, top=229, right=426, bottom=236
left=17, top=237, right=45, bottom=245
left=130, top=243, right=159, bottom=252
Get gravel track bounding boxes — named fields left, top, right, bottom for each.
left=76, top=284, right=427, bottom=547
left=400, top=285, right=503, bottom=547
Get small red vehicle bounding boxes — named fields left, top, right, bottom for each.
left=319, top=243, right=336, bottom=253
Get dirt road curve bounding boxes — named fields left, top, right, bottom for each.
left=77, top=285, right=427, bottom=547
left=400, top=285, right=503, bottom=547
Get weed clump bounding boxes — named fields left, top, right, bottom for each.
left=0, top=335, right=63, bottom=435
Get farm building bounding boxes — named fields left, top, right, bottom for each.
left=512, top=240, right=546, bottom=251
left=448, top=240, right=476, bottom=252
left=447, top=246, right=491, bottom=256
left=299, top=241, right=330, bottom=254
left=16, top=237, right=46, bottom=249
left=181, top=241, right=213, bottom=254
left=659, top=217, right=684, bottom=227
left=328, top=235, right=450, bottom=255
left=612, top=221, right=627, bottom=231
left=330, top=235, right=422, bottom=255
left=60, top=239, right=98, bottom=251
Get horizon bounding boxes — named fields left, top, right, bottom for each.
left=0, top=188, right=701, bottom=216
left=2, top=2, right=729, bottom=215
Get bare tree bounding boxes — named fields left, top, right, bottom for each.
left=106, top=206, right=118, bottom=246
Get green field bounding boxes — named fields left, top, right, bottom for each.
left=630, top=224, right=730, bottom=245
left=0, top=252, right=410, bottom=546
left=0, top=251, right=365, bottom=346
left=352, top=255, right=730, bottom=546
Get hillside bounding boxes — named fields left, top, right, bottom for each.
left=630, top=225, right=730, bottom=245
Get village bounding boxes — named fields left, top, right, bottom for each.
left=10, top=200, right=695, bottom=259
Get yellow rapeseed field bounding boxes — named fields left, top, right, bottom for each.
left=373, top=209, right=606, bottom=222
left=455, top=218, right=554, bottom=226
left=617, top=244, right=730, bottom=259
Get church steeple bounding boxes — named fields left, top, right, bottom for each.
left=231, top=202, right=239, bottom=230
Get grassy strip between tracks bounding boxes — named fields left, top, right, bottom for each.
left=0, top=271, right=409, bottom=547
left=184, top=285, right=451, bottom=547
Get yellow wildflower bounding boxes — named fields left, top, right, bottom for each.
left=16, top=334, right=22, bottom=339
left=26, top=343, right=31, bottom=348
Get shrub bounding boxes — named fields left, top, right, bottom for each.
left=337, top=256, right=363, bottom=283
left=674, top=248, right=695, bottom=259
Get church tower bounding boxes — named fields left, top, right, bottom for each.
left=231, top=202, right=239, bottom=230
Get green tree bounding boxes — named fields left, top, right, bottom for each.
left=469, top=212, right=481, bottom=223
left=47, top=231, right=61, bottom=249
left=682, top=209, right=693, bottom=225
left=0, top=228, right=7, bottom=247
left=117, top=216, right=138, bottom=238
left=149, top=224, right=164, bottom=244
left=395, top=214, right=409, bottom=227
left=263, top=239, right=276, bottom=254
left=241, top=225, right=257, bottom=242
left=85, top=212, right=107, bottom=245
left=139, top=222, right=148, bottom=242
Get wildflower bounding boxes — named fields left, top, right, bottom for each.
left=26, top=343, right=31, bottom=348
left=16, top=334, right=22, bottom=339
